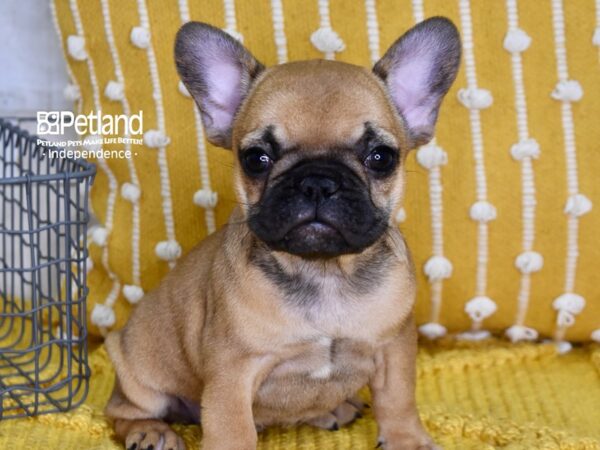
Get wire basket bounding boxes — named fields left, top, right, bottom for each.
left=0, top=118, right=95, bottom=419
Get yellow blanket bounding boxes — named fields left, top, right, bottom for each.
left=2, top=340, right=599, bottom=449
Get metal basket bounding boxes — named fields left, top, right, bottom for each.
left=0, top=118, right=95, bottom=419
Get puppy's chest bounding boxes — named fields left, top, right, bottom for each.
left=266, top=336, right=376, bottom=383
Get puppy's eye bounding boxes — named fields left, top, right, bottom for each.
left=242, top=147, right=273, bottom=176
left=364, top=146, right=397, bottom=173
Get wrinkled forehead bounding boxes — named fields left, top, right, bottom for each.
left=233, top=60, right=407, bottom=151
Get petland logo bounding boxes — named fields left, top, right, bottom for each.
left=37, top=110, right=143, bottom=136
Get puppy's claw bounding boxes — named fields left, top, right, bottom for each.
left=329, top=422, right=340, bottom=431
left=376, top=439, right=383, bottom=448
left=128, top=445, right=138, bottom=450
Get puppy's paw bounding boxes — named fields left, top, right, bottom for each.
left=376, top=433, right=440, bottom=450
left=307, top=397, right=366, bottom=431
left=124, top=420, right=186, bottom=450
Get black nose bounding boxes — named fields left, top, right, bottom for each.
left=299, top=175, right=340, bottom=201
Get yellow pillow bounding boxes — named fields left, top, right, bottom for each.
left=52, top=0, right=600, bottom=343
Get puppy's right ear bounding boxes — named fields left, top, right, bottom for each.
left=175, top=22, right=264, bottom=149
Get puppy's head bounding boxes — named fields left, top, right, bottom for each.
left=175, top=19, right=460, bottom=258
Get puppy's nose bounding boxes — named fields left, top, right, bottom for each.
left=299, top=175, right=340, bottom=201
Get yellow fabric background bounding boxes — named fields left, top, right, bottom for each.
left=53, top=0, right=600, bottom=341
left=2, top=340, right=599, bottom=449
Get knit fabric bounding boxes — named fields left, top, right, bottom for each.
left=1, top=340, right=599, bottom=449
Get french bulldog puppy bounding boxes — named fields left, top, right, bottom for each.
left=105, top=17, right=460, bottom=450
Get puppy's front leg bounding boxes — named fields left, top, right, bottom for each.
left=370, top=315, right=438, bottom=450
left=201, top=355, right=272, bottom=450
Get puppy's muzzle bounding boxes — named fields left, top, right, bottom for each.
left=248, top=159, right=388, bottom=257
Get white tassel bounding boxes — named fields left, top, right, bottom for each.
left=67, top=35, right=87, bottom=60
left=143, top=129, right=170, bottom=148
left=555, top=340, right=572, bottom=354
left=394, top=207, right=406, bottom=223
left=553, top=293, right=585, bottom=315
left=594, top=27, right=600, bottom=46
left=510, top=139, right=540, bottom=160
left=515, top=251, right=544, bottom=274
left=310, top=27, right=345, bottom=53
left=503, top=28, right=531, bottom=52
left=155, top=240, right=182, bottom=261
left=505, top=325, right=538, bottom=343
left=91, top=227, right=109, bottom=247
left=564, top=193, right=592, bottom=217
left=86, top=256, right=93, bottom=273
left=423, top=256, right=453, bottom=281
left=91, top=304, right=115, bottom=327
left=591, top=329, right=600, bottom=343
left=416, top=144, right=448, bottom=169
left=123, top=285, right=144, bottom=304
left=419, top=322, right=447, bottom=340
left=63, top=83, right=81, bottom=101
left=130, top=26, right=151, bottom=48
left=465, top=296, right=497, bottom=322
left=551, top=80, right=583, bottom=102
left=104, top=80, right=124, bottom=101
left=120, top=183, right=141, bottom=203
left=469, top=201, right=497, bottom=222
left=178, top=80, right=191, bottom=98
left=193, top=189, right=218, bottom=208
left=457, top=330, right=491, bottom=341
left=457, top=87, right=493, bottom=109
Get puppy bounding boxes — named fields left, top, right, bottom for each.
left=105, top=17, right=460, bottom=450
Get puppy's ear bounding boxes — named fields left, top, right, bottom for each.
left=374, top=17, right=461, bottom=147
left=175, top=22, right=264, bottom=149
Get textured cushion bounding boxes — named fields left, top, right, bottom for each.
left=2, top=338, right=599, bottom=449
left=51, top=0, right=600, bottom=342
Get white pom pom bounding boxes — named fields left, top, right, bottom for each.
left=551, top=80, right=583, bottom=102
left=505, top=325, right=538, bottom=343
left=564, top=194, right=592, bottom=217
left=104, top=81, right=124, bottom=101
left=193, top=189, right=218, bottom=208
left=395, top=207, right=406, bottom=223
left=457, top=330, right=491, bottom=341
left=67, top=35, right=87, bottom=61
left=465, top=296, right=497, bottom=322
left=469, top=201, right=497, bottom=222
left=503, top=28, right=532, bottom=52
left=591, top=329, right=600, bottom=343
left=423, top=256, right=453, bottom=281
left=223, top=27, right=243, bottom=42
left=120, top=183, right=141, bottom=203
left=419, top=322, right=447, bottom=340
left=416, top=144, right=447, bottom=170
left=91, top=304, right=115, bottom=327
left=178, top=80, right=191, bottom=98
left=91, top=227, right=109, bottom=247
left=515, top=251, right=544, bottom=274
left=594, top=27, right=600, bottom=46
left=86, top=256, right=93, bottom=273
left=143, top=130, right=170, bottom=148
left=63, top=84, right=81, bottom=101
left=83, top=134, right=103, bottom=152
left=510, top=139, right=540, bottom=160
left=130, top=26, right=151, bottom=48
left=553, top=293, right=585, bottom=315
left=555, top=340, right=572, bottom=354
left=123, top=285, right=144, bottom=304
left=310, top=27, right=346, bottom=53
left=457, top=87, right=493, bottom=109
left=155, top=240, right=182, bottom=261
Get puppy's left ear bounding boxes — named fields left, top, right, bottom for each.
left=175, top=22, right=264, bottom=149
left=374, top=17, right=461, bottom=147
